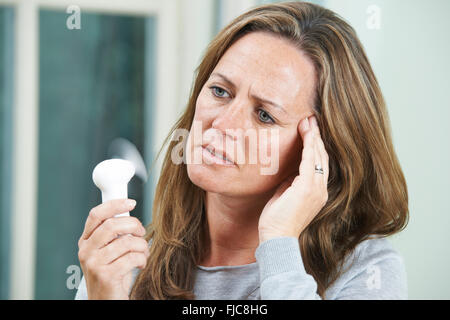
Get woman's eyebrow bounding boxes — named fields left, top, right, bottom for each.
left=254, top=95, right=287, bottom=115
left=210, top=72, right=235, bottom=88
left=210, top=72, right=287, bottom=115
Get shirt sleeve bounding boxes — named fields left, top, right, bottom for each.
left=74, top=275, right=88, bottom=300
left=254, top=236, right=407, bottom=300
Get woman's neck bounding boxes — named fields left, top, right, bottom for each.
left=199, top=190, right=273, bottom=267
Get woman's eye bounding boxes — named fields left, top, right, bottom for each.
left=210, top=86, right=229, bottom=98
left=257, top=109, right=275, bottom=124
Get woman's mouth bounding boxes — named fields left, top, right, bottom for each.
left=202, top=146, right=235, bottom=166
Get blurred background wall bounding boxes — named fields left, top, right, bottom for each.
left=0, top=0, right=449, bottom=299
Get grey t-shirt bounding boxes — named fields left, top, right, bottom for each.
left=75, top=236, right=407, bottom=300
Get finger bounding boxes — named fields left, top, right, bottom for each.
left=297, top=126, right=316, bottom=182
left=309, top=117, right=323, bottom=182
left=99, top=234, right=149, bottom=265
left=315, top=136, right=329, bottom=184
left=310, top=116, right=329, bottom=184
left=109, top=252, right=148, bottom=277
left=297, top=116, right=311, bottom=142
left=88, top=216, right=146, bottom=250
left=82, top=199, right=136, bottom=240
left=313, top=134, right=324, bottom=183
left=309, top=116, right=321, bottom=137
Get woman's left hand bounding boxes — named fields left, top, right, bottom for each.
left=258, top=115, right=330, bottom=244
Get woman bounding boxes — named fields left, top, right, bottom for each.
left=76, top=1, right=408, bottom=300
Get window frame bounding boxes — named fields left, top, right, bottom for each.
left=0, top=0, right=179, bottom=299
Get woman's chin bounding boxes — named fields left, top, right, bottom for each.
left=187, top=163, right=280, bottom=197
left=187, top=164, right=234, bottom=193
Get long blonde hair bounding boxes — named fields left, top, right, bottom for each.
left=130, top=1, right=409, bottom=299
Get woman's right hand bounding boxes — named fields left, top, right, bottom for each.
left=77, top=199, right=149, bottom=300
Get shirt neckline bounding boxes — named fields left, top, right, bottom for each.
left=196, top=261, right=258, bottom=271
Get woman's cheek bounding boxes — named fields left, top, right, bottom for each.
left=195, top=96, right=221, bottom=123
left=279, top=135, right=302, bottom=177
left=256, top=128, right=281, bottom=176
left=260, top=130, right=301, bottom=179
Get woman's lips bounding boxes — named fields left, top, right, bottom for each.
left=201, top=146, right=235, bottom=166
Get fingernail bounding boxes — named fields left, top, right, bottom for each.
left=125, top=199, right=136, bottom=208
left=302, top=117, right=310, bottom=130
left=311, top=116, right=318, bottom=127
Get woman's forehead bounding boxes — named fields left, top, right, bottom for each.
left=212, top=32, right=317, bottom=114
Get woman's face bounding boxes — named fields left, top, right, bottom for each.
left=186, top=31, right=317, bottom=197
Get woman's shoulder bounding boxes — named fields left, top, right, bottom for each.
left=350, top=236, right=405, bottom=269
left=326, top=236, right=408, bottom=299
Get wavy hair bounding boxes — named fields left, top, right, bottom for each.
left=130, top=1, right=409, bottom=299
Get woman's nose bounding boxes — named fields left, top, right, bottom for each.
left=211, top=99, right=251, bottom=134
